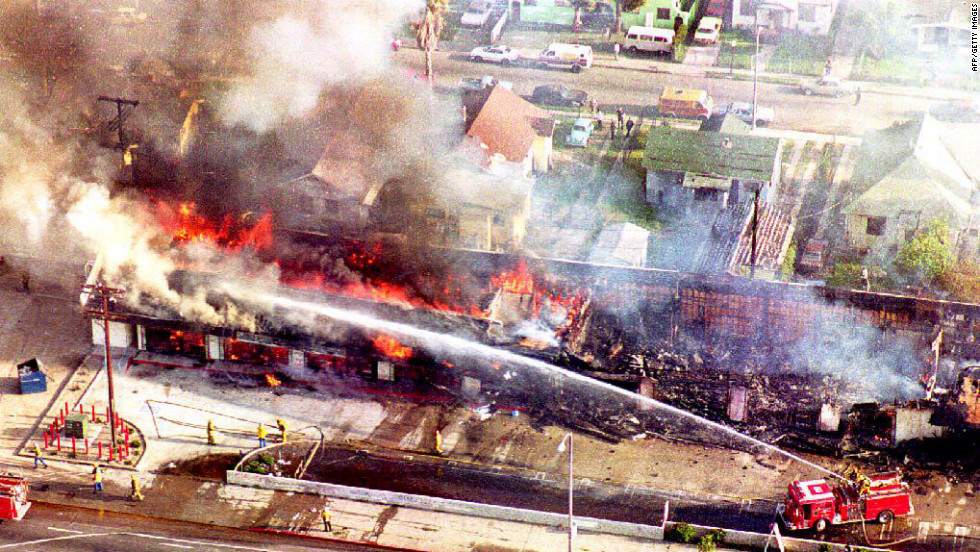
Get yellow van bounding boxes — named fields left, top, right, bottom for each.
left=658, top=88, right=713, bottom=121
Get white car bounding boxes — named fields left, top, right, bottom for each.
left=469, top=45, right=520, bottom=65
left=720, top=102, right=775, bottom=126
left=800, top=76, right=855, bottom=97
left=461, top=1, right=493, bottom=27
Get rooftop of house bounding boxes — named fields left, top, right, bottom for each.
left=643, top=115, right=781, bottom=183
left=844, top=110, right=980, bottom=223
left=462, top=86, right=556, bottom=163
left=695, top=202, right=794, bottom=275
left=909, top=0, right=973, bottom=27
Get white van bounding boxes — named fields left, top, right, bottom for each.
left=620, top=26, right=675, bottom=55
left=536, top=43, right=593, bottom=73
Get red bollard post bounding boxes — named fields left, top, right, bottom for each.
left=97, top=442, right=102, bottom=459
left=108, top=446, right=114, bottom=462
left=78, top=403, right=84, bottom=413
left=44, top=432, right=49, bottom=448
left=72, top=436, right=76, bottom=455
left=85, top=437, right=89, bottom=455
left=105, top=406, right=110, bottom=421
left=56, top=432, right=61, bottom=451
left=91, top=404, right=96, bottom=422
left=64, top=401, right=69, bottom=417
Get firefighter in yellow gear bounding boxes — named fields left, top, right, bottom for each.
left=857, top=474, right=872, bottom=497
left=276, top=418, right=288, bottom=444
left=434, top=429, right=443, bottom=455
left=207, top=419, right=216, bottom=446
left=257, top=425, right=268, bottom=448
left=130, top=475, right=144, bottom=501
left=320, top=505, right=333, bottom=532
left=93, top=465, right=104, bottom=494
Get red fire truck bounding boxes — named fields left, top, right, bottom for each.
left=779, top=472, right=913, bottom=532
left=0, top=473, right=31, bottom=521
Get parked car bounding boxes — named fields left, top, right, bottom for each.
left=800, top=76, right=855, bottom=97
left=531, top=84, right=588, bottom=107
left=798, top=239, right=827, bottom=274
left=458, top=76, right=513, bottom=92
left=461, top=1, right=493, bottom=27
left=536, top=43, right=593, bottom=73
left=469, top=45, right=520, bottom=65
left=566, top=118, right=595, bottom=147
left=693, top=17, right=721, bottom=45
left=719, top=101, right=775, bottom=126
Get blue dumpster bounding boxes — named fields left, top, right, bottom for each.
left=17, top=358, right=46, bottom=394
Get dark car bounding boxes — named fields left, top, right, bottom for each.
left=531, top=84, right=588, bottom=107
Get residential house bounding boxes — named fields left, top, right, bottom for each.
left=643, top=115, right=783, bottom=218
left=842, top=110, right=980, bottom=260
left=911, top=1, right=972, bottom=55
left=410, top=157, right=535, bottom=252
left=462, top=86, right=556, bottom=177
left=510, top=0, right=694, bottom=29
left=731, top=0, right=840, bottom=35
left=276, top=139, right=385, bottom=234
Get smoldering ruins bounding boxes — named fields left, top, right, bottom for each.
left=5, top=0, right=980, bottom=480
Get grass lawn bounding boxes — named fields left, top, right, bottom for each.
left=598, top=125, right=662, bottom=232
left=716, top=30, right=756, bottom=71
left=765, top=33, right=833, bottom=76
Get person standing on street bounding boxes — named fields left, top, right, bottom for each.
left=276, top=418, right=289, bottom=444
left=616, top=107, right=624, bottom=128
left=257, top=424, right=267, bottom=448
left=625, top=118, right=635, bottom=137
left=854, top=86, right=862, bottom=106
left=589, top=98, right=598, bottom=116
left=207, top=419, right=216, bottom=446
left=610, top=122, right=616, bottom=139
left=130, top=474, right=144, bottom=501
left=32, top=444, right=47, bottom=469
left=93, top=464, right=104, bottom=495
left=434, top=429, right=443, bottom=455
left=613, top=41, right=620, bottom=60
left=320, top=505, right=333, bottom=532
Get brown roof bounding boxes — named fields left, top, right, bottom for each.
left=463, top=87, right=554, bottom=163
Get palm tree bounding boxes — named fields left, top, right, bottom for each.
left=415, top=0, right=448, bottom=84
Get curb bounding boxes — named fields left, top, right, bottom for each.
left=250, top=527, right=431, bottom=552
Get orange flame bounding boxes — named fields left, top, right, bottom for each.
left=373, top=335, right=413, bottom=359
left=265, top=373, right=282, bottom=387
left=492, top=261, right=533, bottom=294
left=156, top=202, right=273, bottom=252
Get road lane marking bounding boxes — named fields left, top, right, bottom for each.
left=161, top=544, right=194, bottom=549
left=46, top=527, right=84, bottom=534
left=0, top=533, right=112, bottom=549
left=121, top=533, right=272, bottom=551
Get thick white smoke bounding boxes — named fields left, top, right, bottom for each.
left=219, top=0, right=424, bottom=132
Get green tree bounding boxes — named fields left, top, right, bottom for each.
left=615, top=0, right=647, bottom=32
left=896, top=218, right=955, bottom=283
left=415, top=0, right=448, bottom=84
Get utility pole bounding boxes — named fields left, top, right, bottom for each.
left=83, top=281, right=124, bottom=453
left=750, top=188, right=759, bottom=278
left=751, top=9, right=760, bottom=130
left=97, top=96, right=139, bottom=149
left=558, top=433, right=574, bottom=552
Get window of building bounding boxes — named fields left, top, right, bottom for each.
left=866, top=216, right=886, bottom=236
left=657, top=7, right=671, bottom=19
left=492, top=214, right=506, bottom=226
left=739, top=0, right=755, bottom=16
left=798, top=4, right=817, bottom=22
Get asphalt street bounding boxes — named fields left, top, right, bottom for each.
left=395, top=48, right=937, bottom=137
left=0, top=502, right=370, bottom=552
